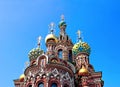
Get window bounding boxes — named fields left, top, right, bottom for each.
left=60, top=35, right=62, bottom=40
left=29, top=85, right=32, bottom=87
left=51, top=83, right=57, bottom=87
left=68, top=50, right=72, bottom=62
left=64, top=84, right=69, bottom=87
left=58, top=49, right=62, bottom=59
left=41, top=59, right=45, bottom=67
left=38, top=82, right=44, bottom=87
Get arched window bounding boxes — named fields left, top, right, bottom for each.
left=40, top=58, right=45, bottom=67
left=51, top=83, right=57, bottom=87
left=58, top=49, right=62, bottom=59
left=38, top=82, right=44, bottom=87
left=64, top=84, right=69, bottom=87
left=29, top=85, right=32, bottom=87
left=64, top=86, right=67, bottom=87
left=60, top=35, right=62, bottom=40
left=68, top=50, right=72, bottom=62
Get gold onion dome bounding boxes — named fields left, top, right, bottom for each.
left=19, top=74, right=25, bottom=82
left=45, top=34, right=58, bottom=43
left=28, top=47, right=43, bottom=61
left=78, top=65, right=89, bottom=76
left=72, top=41, right=91, bottom=56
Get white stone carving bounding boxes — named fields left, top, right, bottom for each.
left=52, top=68, right=59, bottom=77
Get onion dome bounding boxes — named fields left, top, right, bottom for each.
left=78, top=65, right=89, bottom=76
left=72, top=41, right=91, bottom=55
left=45, top=34, right=58, bottom=43
left=19, top=74, right=25, bottom=82
left=28, top=36, right=44, bottom=61
left=45, top=22, right=58, bottom=44
left=58, top=21, right=67, bottom=28
left=58, top=15, right=67, bottom=28
left=28, top=47, right=43, bottom=61
left=72, top=30, right=91, bottom=56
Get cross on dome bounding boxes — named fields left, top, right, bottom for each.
left=49, top=22, right=55, bottom=34
left=61, top=14, right=65, bottom=21
left=77, top=30, right=82, bottom=42
left=37, top=36, right=42, bottom=47
left=25, top=61, right=29, bottom=68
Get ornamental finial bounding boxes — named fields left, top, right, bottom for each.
left=77, top=30, right=82, bottom=42
left=61, top=14, right=65, bottom=21
left=25, top=61, right=29, bottom=68
left=49, top=22, right=55, bottom=34
left=37, top=36, right=42, bottom=47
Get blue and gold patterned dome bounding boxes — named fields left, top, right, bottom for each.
left=72, top=30, right=91, bottom=56
left=28, top=47, right=44, bottom=61
left=72, top=41, right=91, bottom=56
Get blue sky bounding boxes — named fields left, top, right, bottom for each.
left=0, top=0, right=120, bottom=87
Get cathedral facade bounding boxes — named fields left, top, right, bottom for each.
left=14, top=16, right=104, bottom=87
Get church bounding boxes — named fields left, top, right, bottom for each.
left=14, top=16, right=104, bottom=87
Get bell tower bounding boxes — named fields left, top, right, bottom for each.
left=55, top=15, right=73, bottom=61
left=59, top=15, right=67, bottom=40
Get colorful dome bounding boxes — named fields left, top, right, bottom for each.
left=45, top=34, right=58, bottom=43
left=58, top=20, right=67, bottom=28
left=28, top=47, right=43, bottom=61
left=78, top=65, right=88, bottom=76
left=72, top=41, right=91, bottom=56
left=19, top=74, right=25, bottom=82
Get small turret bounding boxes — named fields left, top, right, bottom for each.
left=72, top=30, right=90, bottom=73
left=45, top=22, right=58, bottom=56
left=58, top=15, right=68, bottom=40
